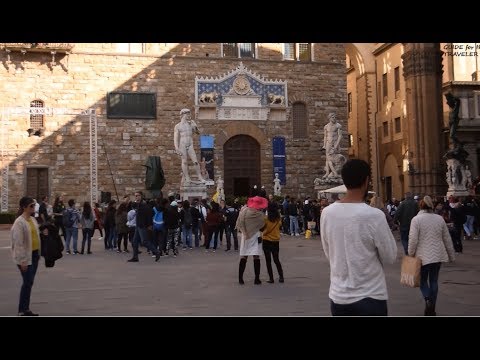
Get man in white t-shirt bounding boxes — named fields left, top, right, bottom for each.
left=320, top=159, right=397, bottom=316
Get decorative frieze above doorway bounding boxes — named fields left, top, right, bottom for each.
left=195, top=62, right=288, bottom=121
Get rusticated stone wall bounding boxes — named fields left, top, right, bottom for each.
left=0, top=43, right=345, bottom=209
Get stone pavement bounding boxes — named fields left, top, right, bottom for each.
left=1, top=229, right=479, bottom=316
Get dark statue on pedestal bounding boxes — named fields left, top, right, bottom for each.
left=443, top=93, right=470, bottom=196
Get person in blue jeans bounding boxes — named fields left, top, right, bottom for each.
left=11, top=196, right=42, bottom=316
left=408, top=195, right=455, bottom=316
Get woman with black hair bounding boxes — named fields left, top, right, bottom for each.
left=262, top=202, right=284, bottom=283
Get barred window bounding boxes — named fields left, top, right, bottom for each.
left=292, top=102, right=308, bottom=139
left=283, top=43, right=311, bottom=61
left=394, top=117, right=401, bottom=133
left=222, top=43, right=255, bottom=58
left=30, top=100, right=44, bottom=130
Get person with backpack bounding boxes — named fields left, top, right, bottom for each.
left=164, top=200, right=181, bottom=256
left=189, top=198, right=201, bottom=248
left=80, top=202, right=96, bottom=254
left=152, top=198, right=167, bottom=254
left=127, top=191, right=160, bottom=262
left=63, top=199, right=80, bottom=254
left=180, top=200, right=194, bottom=249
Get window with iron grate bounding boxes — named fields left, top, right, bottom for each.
left=30, top=100, right=44, bottom=130
left=292, top=102, right=308, bottom=139
left=283, top=43, right=311, bottom=61
left=222, top=43, right=255, bottom=58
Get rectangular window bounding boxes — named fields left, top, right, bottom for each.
left=222, top=43, right=238, bottom=57
left=298, top=43, right=311, bottom=61
left=284, top=43, right=295, bottom=60
left=348, top=133, right=353, bottom=147
left=283, top=43, right=311, bottom=61
left=239, top=43, right=255, bottom=58
left=222, top=43, right=255, bottom=58
left=394, top=66, right=400, bottom=97
left=348, top=92, right=352, bottom=113
left=115, top=43, right=145, bottom=53
left=107, top=92, right=157, bottom=119
left=382, top=73, right=388, bottom=99
left=394, top=117, right=401, bottom=133
left=383, top=121, right=389, bottom=138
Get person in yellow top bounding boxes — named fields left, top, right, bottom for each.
left=262, top=202, right=284, bottom=283
left=11, top=196, right=41, bottom=316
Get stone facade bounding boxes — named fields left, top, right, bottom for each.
left=0, top=43, right=346, bottom=210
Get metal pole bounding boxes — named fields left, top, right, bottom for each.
left=89, top=109, right=98, bottom=205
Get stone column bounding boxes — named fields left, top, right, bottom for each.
left=402, top=43, right=446, bottom=196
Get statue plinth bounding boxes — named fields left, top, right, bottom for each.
left=314, top=177, right=343, bottom=199
left=445, top=158, right=469, bottom=197
left=180, top=181, right=207, bottom=202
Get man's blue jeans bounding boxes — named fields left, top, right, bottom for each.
left=330, top=297, right=388, bottom=316
left=400, top=226, right=410, bottom=255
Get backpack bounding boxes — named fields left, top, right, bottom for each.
left=152, top=207, right=164, bottom=231
left=225, top=207, right=239, bottom=225
left=183, top=208, right=193, bottom=228
left=63, top=209, right=75, bottom=228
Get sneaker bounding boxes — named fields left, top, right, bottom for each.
left=19, top=310, right=39, bottom=316
left=189, top=247, right=193, bottom=250
left=66, top=250, right=71, bottom=254
left=98, top=237, right=103, bottom=241
left=127, top=258, right=139, bottom=262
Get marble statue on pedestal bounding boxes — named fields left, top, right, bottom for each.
left=320, top=113, right=345, bottom=182
left=174, top=108, right=206, bottom=185
left=273, top=173, right=282, bottom=196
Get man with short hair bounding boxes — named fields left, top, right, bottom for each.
left=321, top=159, right=397, bottom=316
left=127, top=191, right=160, bottom=262
left=394, top=192, right=419, bottom=254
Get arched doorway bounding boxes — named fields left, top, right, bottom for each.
left=224, top=135, right=261, bottom=196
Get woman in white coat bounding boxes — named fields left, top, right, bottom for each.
left=236, top=196, right=268, bottom=285
left=408, top=195, right=455, bottom=316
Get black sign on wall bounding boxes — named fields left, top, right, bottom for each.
left=107, top=92, right=157, bottom=119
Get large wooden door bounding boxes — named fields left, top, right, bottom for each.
left=26, top=168, right=49, bottom=200
left=224, top=135, right=260, bottom=197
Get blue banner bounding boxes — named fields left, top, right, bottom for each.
left=200, top=135, right=214, bottom=149
left=272, top=136, right=286, bottom=185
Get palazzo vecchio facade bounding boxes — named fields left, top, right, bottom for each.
left=0, top=43, right=346, bottom=210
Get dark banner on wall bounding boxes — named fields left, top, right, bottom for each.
left=272, top=136, right=286, bottom=185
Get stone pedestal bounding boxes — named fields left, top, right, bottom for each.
left=314, top=177, right=343, bottom=199
left=445, top=158, right=469, bottom=197
left=180, top=181, right=207, bottom=202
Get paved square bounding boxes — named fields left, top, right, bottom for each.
left=1, top=229, right=479, bottom=316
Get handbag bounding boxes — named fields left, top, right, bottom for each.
left=400, top=255, right=422, bottom=288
